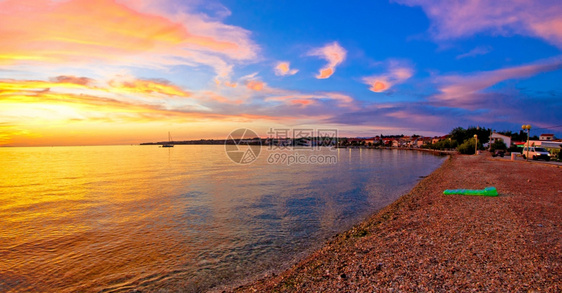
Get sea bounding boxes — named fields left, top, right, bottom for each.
left=0, top=145, right=445, bottom=292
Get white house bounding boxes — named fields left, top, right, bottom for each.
left=540, top=134, right=555, bottom=141
left=526, top=140, right=562, bottom=150
left=489, top=132, right=511, bottom=147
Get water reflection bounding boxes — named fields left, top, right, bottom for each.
left=0, top=145, right=445, bottom=292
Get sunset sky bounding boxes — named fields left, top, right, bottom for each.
left=1, top=0, right=561, bottom=146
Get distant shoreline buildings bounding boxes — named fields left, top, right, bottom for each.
left=140, top=132, right=561, bottom=151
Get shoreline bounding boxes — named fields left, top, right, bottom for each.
left=232, top=154, right=561, bottom=292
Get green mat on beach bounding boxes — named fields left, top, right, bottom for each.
left=443, top=187, right=498, bottom=197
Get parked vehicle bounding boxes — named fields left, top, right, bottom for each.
left=492, top=150, right=505, bottom=157
left=521, top=147, right=551, bottom=161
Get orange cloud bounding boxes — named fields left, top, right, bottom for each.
left=0, top=123, right=35, bottom=145
left=0, top=78, right=93, bottom=96
left=290, top=99, right=315, bottom=106
left=0, top=77, right=199, bottom=126
left=0, top=86, right=289, bottom=146
left=2, top=75, right=365, bottom=146
left=246, top=80, right=265, bottom=91
left=223, top=81, right=238, bottom=88
left=363, top=65, right=413, bottom=93
left=0, top=79, right=273, bottom=127
left=200, top=91, right=243, bottom=104
left=317, top=68, right=334, bottom=79
left=0, top=0, right=258, bottom=75
left=50, top=76, right=95, bottom=86
left=214, top=79, right=238, bottom=88
left=274, top=61, right=298, bottom=76
left=108, top=78, right=191, bottom=97
left=368, top=80, right=390, bottom=92
left=1, top=76, right=312, bottom=121
left=0, top=75, right=192, bottom=99
left=121, top=0, right=258, bottom=59
left=308, top=42, right=347, bottom=79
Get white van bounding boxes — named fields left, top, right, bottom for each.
left=521, top=147, right=551, bottom=161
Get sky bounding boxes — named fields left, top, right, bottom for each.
left=1, top=0, right=561, bottom=146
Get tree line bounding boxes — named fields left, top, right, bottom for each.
left=423, top=126, right=531, bottom=155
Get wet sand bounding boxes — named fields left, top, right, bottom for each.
left=232, top=154, right=561, bottom=292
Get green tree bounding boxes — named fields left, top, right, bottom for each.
left=449, top=127, right=467, bottom=143
left=499, top=130, right=524, bottom=141
left=457, top=138, right=482, bottom=155
left=449, top=126, right=491, bottom=145
left=467, top=126, right=491, bottom=144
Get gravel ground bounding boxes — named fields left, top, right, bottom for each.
left=231, top=154, right=561, bottom=292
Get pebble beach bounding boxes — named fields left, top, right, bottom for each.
left=232, top=153, right=561, bottom=292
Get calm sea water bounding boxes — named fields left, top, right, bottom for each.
left=0, top=145, right=445, bottom=292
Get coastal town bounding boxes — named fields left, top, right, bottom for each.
left=142, top=127, right=562, bottom=162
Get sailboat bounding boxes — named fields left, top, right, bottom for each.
left=161, top=132, right=174, bottom=148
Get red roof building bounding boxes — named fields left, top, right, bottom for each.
left=539, top=134, right=555, bottom=141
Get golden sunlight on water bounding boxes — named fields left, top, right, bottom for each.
left=0, top=145, right=445, bottom=292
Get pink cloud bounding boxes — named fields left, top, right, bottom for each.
left=214, top=79, right=238, bottom=88
left=223, top=81, right=238, bottom=88
left=290, top=99, right=315, bottom=107
left=0, top=77, right=299, bottom=128
left=317, top=68, right=335, bottom=79
left=323, top=92, right=356, bottom=108
left=265, top=92, right=356, bottom=109
left=385, top=110, right=442, bottom=125
left=107, top=77, right=192, bottom=97
left=274, top=62, right=299, bottom=76
left=1, top=73, right=367, bottom=145
left=207, top=71, right=358, bottom=111
left=431, top=57, right=562, bottom=109
left=120, top=0, right=258, bottom=60
left=0, top=0, right=259, bottom=76
left=245, top=80, right=266, bottom=91
left=49, top=76, right=95, bottom=86
left=199, top=91, right=243, bottom=105
left=456, top=46, right=492, bottom=59
left=396, top=0, right=562, bottom=48
left=363, top=65, right=413, bottom=93
left=308, top=42, right=347, bottom=79
left=367, top=80, right=390, bottom=93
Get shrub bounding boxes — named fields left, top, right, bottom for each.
left=490, top=140, right=507, bottom=152
left=553, top=148, right=561, bottom=161
left=425, top=139, right=458, bottom=150
left=458, top=139, right=478, bottom=155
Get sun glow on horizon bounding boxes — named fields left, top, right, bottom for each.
left=1, top=0, right=561, bottom=146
